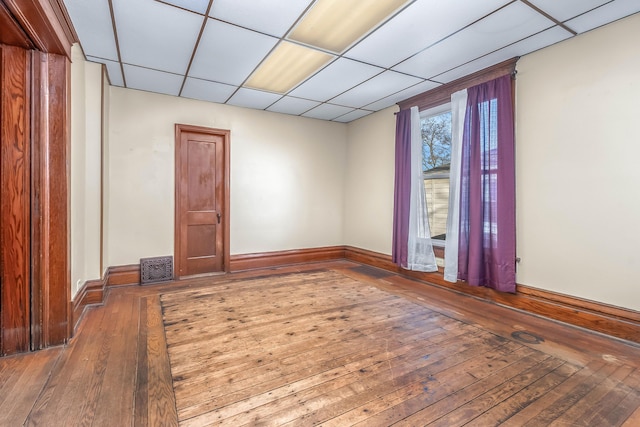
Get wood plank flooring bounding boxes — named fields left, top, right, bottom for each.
left=0, top=260, right=639, bottom=426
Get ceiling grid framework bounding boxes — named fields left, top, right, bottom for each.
left=64, top=0, right=640, bottom=122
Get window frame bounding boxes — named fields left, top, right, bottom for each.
left=420, top=103, right=452, bottom=248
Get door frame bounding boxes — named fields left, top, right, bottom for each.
left=174, top=124, right=230, bottom=277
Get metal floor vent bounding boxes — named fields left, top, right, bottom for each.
left=140, top=256, right=173, bottom=285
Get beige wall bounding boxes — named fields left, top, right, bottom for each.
left=515, top=13, right=640, bottom=311
left=106, top=88, right=346, bottom=267
left=72, top=13, right=640, bottom=310
left=70, top=44, right=103, bottom=297
left=344, top=106, right=397, bottom=254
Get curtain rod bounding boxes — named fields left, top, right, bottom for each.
left=394, top=64, right=520, bottom=114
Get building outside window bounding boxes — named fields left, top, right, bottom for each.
left=421, top=106, right=451, bottom=243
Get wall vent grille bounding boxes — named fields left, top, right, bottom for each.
left=140, top=256, right=173, bottom=285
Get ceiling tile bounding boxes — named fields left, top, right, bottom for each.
left=565, top=0, right=640, bottom=34
left=526, top=0, right=610, bottom=22
left=227, top=88, right=283, bottom=110
left=288, top=58, right=383, bottom=102
left=181, top=77, right=237, bottom=103
left=64, top=0, right=118, bottom=61
left=267, top=96, right=321, bottom=115
left=112, top=0, right=202, bottom=74
left=393, top=1, right=555, bottom=79
left=86, top=56, right=124, bottom=86
left=434, top=26, right=573, bottom=83
left=68, top=0, right=636, bottom=121
left=333, top=109, right=374, bottom=123
left=160, top=0, right=209, bottom=14
left=302, top=104, right=354, bottom=121
left=331, top=71, right=424, bottom=108
left=123, top=64, right=184, bottom=96
left=189, top=19, right=278, bottom=85
left=210, top=0, right=313, bottom=37
left=364, top=79, right=441, bottom=111
left=345, top=0, right=511, bottom=68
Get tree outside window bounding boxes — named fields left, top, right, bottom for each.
left=421, top=110, right=452, bottom=241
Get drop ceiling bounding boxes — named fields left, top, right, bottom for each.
left=63, top=0, right=639, bottom=122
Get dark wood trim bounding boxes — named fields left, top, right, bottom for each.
left=29, top=50, right=70, bottom=349
left=0, top=44, right=32, bottom=355
left=229, top=246, right=346, bottom=272
left=0, top=2, right=33, bottom=49
left=0, top=0, right=74, bottom=356
left=71, top=278, right=106, bottom=332
left=81, top=245, right=640, bottom=345
left=174, top=124, right=231, bottom=277
left=398, top=57, right=518, bottom=111
left=1, top=0, right=76, bottom=57
left=517, top=284, right=640, bottom=324
left=106, top=264, right=141, bottom=287
left=344, top=246, right=640, bottom=344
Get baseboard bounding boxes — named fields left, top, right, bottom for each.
left=344, top=246, right=640, bottom=344
left=229, top=246, right=346, bottom=272
left=72, top=277, right=106, bottom=333
left=86, top=246, right=640, bottom=344
left=106, top=264, right=141, bottom=287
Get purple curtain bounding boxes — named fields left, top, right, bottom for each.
left=458, top=75, right=516, bottom=292
left=392, top=109, right=412, bottom=267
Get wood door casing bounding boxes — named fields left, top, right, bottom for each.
left=175, top=125, right=229, bottom=277
left=0, top=0, right=74, bottom=356
left=0, top=44, right=31, bottom=354
left=0, top=44, right=71, bottom=355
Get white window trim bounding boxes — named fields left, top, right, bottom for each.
left=420, top=102, right=451, bottom=120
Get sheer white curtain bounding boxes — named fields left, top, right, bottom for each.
left=406, top=106, right=438, bottom=272
left=444, top=89, right=468, bottom=282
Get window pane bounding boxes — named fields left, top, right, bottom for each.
left=421, top=110, right=452, bottom=241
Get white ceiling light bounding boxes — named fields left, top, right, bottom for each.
left=288, top=0, right=409, bottom=53
left=244, top=41, right=334, bottom=94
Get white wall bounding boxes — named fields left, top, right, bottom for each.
left=106, top=88, right=347, bottom=267
left=343, top=14, right=640, bottom=311
left=515, top=13, right=640, bottom=311
left=70, top=44, right=103, bottom=297
left=344, top=106, right=397, bottom=254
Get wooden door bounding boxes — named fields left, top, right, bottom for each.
left=175, top=125, right=229, bottom=277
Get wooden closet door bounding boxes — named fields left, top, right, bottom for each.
left=175, top=125, right=230, bottom=277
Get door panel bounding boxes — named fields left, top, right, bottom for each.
left=175, top=125, right=229, bottom=277
left=187, top=225, right=216, bottom=258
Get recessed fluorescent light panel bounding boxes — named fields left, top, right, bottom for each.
left=245, top=41, right=334, bottom=94
left=288, top=0, right=409, bottom=53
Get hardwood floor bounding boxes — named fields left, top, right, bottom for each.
left=1, top=260, right=639, bottom=426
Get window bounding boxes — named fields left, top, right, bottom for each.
left=421, top=104, right=452, bottom=242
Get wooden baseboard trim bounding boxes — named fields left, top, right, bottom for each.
left=72, top=277, right=106, bottom=333
left=230, top=246, right=345, bottom=272
left=344, top=246, right=640, bottom=344
left=106, top=264, right=141, bottom=287
left=85, top=246, right=640, bottom=344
